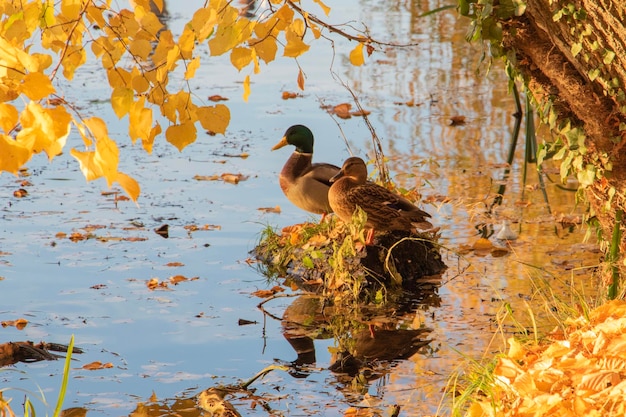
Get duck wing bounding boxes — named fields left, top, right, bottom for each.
left=306, top=162, right=341, bottom=187
left=345, top=183, right=431, bottom=230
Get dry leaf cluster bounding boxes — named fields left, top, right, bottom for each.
left=468, top=300, right=626, bottom=417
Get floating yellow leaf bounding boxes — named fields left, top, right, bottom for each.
left=349, top=43, right=364, bottom=66
left=243, top=75, right=251, bottom=102
left=197, top=104, right=230, bottom=134
left=111, top=86, right=134, bottom=118
left=166, top=121, right=197, bottom=151
left=20, top=72, right=55, bottom=100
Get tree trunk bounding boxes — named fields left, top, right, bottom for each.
left=498, top=0, right=626, bottom=286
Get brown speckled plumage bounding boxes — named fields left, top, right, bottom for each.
left=329, top=157, right=433, bottom=233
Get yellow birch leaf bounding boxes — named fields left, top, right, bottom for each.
left=284, top=27, right=310, bottom=57
left=129, top=98, right=152, bottom=144
left=185, top=56, right=200, bottom=80
left=129, top=38, right=152, bottom=61
left=190, top=7, right=217, bottom=41
left=32, top=53, right=53, bottom=71
left=95, top=135, right=120, bottom=186
left=165, top=44, right=180, bottom=71
left=0, top=134, right=31, bottom=174
left=243, top=75, right=250, bottom=102
left=0, top=103, right=19, bottom=133
left=111, top=87, right=134, bottom=119
left=0, top=35, right=38, bottom=72
left=274, top=4, right=294, bottom=28
left=253, top=37, right=277, bottom=64
left=143, top=122, right=161, bottom=154
left=207, top=7, right=240, bottom=56
left=84, top=117, right=108, bottom=141
left=61, top=0, right=82, bottom=20
left=71, top=149, right=103, bottom=181
left=230, top=47, right=253, bottom=71
left=166, top=122, right=197, bottom=151
left=20, top=72, right=55, bottom=100
left=312, top=0, right=331, bottom=15
left=62, top=46, right=87, bottom=80
left=116, top=171, right=140, bottom=202
left=297, top=69, right=305, bottom=91
left=349, top=43, right=365, bottom=66
left=74, top=120, right=92, bottom=147
left=131, top=72, right=150, bottom=93
left=134, top=5, right=163, bottom=36
left=197, top=104, right=230, bottom=134
left=44, top=106, right=71, bottom=159
left=178, top=27, right=195, bottom=57
left=253, top=54, right=260, bottom=74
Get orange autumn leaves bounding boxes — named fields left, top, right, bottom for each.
left=1, top=0, right=370, bottom=201
left=468, top=300, right=626, bottom=417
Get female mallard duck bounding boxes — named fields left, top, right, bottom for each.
left=329, top=157, right=434, bottom=243
left=272, top=125, right=340, bottom=215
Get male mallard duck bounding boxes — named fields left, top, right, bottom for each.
left=329, top=157, right=434, bottom=243
left=272, top=125, right=340, bottom=215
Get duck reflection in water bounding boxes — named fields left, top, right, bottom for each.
left=280, top=286, right=439, bottom=378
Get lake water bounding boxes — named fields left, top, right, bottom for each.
left=0, top=1, right=600, bottom=416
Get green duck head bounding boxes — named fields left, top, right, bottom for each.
left=272, top=125, right=315, bottom=154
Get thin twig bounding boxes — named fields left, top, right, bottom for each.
left=286, top=0, right=418, bottom=48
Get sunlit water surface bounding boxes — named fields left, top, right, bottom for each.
left=0, top=1, right=600, bottom=416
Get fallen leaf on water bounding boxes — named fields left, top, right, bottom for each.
left=169, top=275, right=199, bottom=285
left=208, top=95, right=228, bottom=102
left=90, top=284, right=107, bottom=290
left=221, top=173, right=248, bottom=184
left=351, top=109, right=371, bottom=117
left=20, top=180, right=32, bottom=187
left=332, top=103, right=352, bottom=119
left=116, top=195, right=130, bottom=201
left=56, top=232, right=67, bottom=239
left=193, top=175, right=220, bottom=181
left=124, top=236, right=148, bottom=242
left=282, top=91, right=298, bottom=99
left=257, top=206, right=281, bottom=213
left=1, top=318, right=28, bottom=329
left=13, top=188, right=28, bottom=198
left=238, top=318, right=257, bottom=326
left=147, top=278, right=168, bottom=290
left=193, top=173, right=249, bottom=183
left=251, top=286, right=285, bottom=298
left=154, top=224, right=169, bottom=238
left=82, top=361, right=114, bottom=370
left=449, top=115, right=466, bottom=126
left=83, top=224, right=106, bottom=232
left=165, top=262, right=184, bottom=267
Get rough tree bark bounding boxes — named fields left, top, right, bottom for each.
left=496, top=0, right=626, bottom=284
